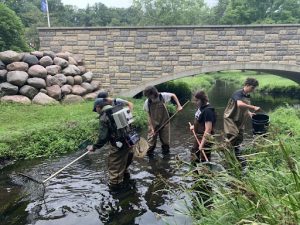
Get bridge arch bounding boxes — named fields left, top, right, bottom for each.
left=120, top=62, right=300, bottom=97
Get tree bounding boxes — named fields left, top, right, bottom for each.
left=0, top=3, right=30, bottom=51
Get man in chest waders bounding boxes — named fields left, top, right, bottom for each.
left=143, top=86, right=183, bottom=157
left=223, top=77, right=260, bottom=172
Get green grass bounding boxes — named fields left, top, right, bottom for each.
left=0, top=99, right=148, bottom=159
left=174, top=74, right=216, bottom=93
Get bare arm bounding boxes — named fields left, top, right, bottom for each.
left=171, top=94, right=183, bottom=111
left=199, top=121, right=212, bottom=150
left=237, top=100, right=260, bottom=111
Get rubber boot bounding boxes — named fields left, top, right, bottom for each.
left=161, top=144, right=170, bottom=155
left=147, top=146, right=155, bottom=157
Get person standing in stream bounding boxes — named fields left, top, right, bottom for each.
left=143, top=86, right=183, bottom=157
left=223, top=77, right=261, bottom=172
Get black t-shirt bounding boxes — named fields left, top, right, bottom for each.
left=195, top=104, right=216, bottom=125
left=231, top=89, right=250, bottom=101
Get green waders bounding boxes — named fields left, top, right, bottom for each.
left=147, top=98, right=170, bottom=155
left=223, top=97, right=251, bottom=169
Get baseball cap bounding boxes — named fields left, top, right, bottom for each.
left=93, top=98, right=107, bottom=112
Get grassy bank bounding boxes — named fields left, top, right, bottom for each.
left=0, top=99, right=147, bottom=160
left=186, top=106, right=300, bottom=224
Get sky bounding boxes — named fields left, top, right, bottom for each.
left=60, top=0, right=218, bottom=9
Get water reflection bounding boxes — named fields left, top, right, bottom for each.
left=1, top=79, right=299, bottom=225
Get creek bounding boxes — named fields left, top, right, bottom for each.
left=1, top=80, right=299, bottom=225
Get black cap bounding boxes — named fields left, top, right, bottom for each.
left=97, top=90, right=108, bottom=98
left=93, top=98, right=106, bottom=112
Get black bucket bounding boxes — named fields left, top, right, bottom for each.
left=252, top=114, right=269, bottom=135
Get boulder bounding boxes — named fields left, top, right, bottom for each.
left=81, top=82, right=93, bottom=93
left=19, top=85, right=39, bottom=99
left=0, top=50, right=21, bottom=64
left=53, top=57, right=68, bottom=68
left=28, top=65, right=47, bottom=79
left=68, top=56, right=78, bottom=65
left=43, top=51, right=56, bottom=59
left=62, top=65, right=81, bottom=76
left=56, top=52, right=69, bottom=60
left=46, top=65, right=61, bottom=75
left=27, top=77, right=46, bottom=89
left=39, top=56, right=53, bottom=67
left=62, top=94, right=84, bottom=104
left=72, top=54, right=84, bottom=65
left=83, top=91, right=100, bottom=100
left=61, top=84, right=72, bottom=95
left=1, top=95, right=31, bottom=104
left=72, top=85, right=86, bottom=96
left=82, top=71, right=93, bottom=82
left=22, top=54, right=39, bottom=66
left=66, top=76, right=74, bottom=85
left=7, top=71, right=28, bottom=86
left=32, top=92, right=58, bottom=105
left=46, top=85, right=61, bottom=100
left=40, top=88, right=47, bottom=94
left=0, top=82, right=18, bottom=95
left=46, top=75, right=61, bottom=87
left=54, top=74, right=67, bottom=86
left=74, top=75, right=82, bottom=85
left=78, top=66, right=86, bottom=75
left=7, top=62, right=29, bottom=71
left=30, top=51, right=43, bottom=59
left=0, top=70, right=7, bottom=82
left=90, top=80, right=101, bottom=91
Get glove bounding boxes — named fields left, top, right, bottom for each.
left=86, top=145, right=95, bottom=152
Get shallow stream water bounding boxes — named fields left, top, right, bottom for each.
left=1, top=80, right=299, bottom=225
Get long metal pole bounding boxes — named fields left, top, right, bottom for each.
left=189, top=122, right=209, bottom=162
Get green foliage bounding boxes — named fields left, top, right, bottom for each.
left=0, top=3, right=30, bottom=51
left=175, top=74, right=216, bottom=94
left=157, top=80, right=192, bottom=103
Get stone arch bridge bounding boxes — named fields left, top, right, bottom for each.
left=38, top=24, right=300, bottom=97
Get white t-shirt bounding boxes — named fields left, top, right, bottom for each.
left=143, top=92, right=173, bottom=112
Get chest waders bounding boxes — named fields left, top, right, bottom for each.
left=223, top=97, right=250, bottom=172
left=147, top=97, right=170, bottom=155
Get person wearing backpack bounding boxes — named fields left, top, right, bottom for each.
left=87, top=98, right=135, bottom=191
left=189, top=91, right=216, bottom=163
left=143, top=86, right=182, bottom=157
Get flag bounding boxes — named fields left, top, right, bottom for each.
left=41, top=0, right=48, bottom=13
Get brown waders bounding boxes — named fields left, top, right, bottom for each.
left=147, top=98, right=170, bottom=156
left=223, top=97, right=250, bottom=170
left=191, top=119, right=214, bottom=163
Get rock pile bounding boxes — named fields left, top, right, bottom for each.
left=0, top=50, right=100, bottom=105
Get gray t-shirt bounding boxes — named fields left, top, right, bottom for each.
left=143, top=92, right=173, bottom=112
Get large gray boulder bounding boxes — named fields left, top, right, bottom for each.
left=73, top=75, right=82, bottom=85
left=22, top=54, right=39, bottom=66
left=0, top=50, right=21, bottom=64
left=46, top=75, right=60, bottom=87
left=28, top=65, right=47, bottom=79
left=72, top=54, right=84, bottom=66
left=30, top=51, right=43, bottom=59
left=0, top=82, right=18, bottom=95
left=43, top=51, right=56, bottom=59
left=62, top=94, right=84, bottom=104
left=19, top=85, right=39, bottom=99
left=53, top=57, right=68, bottom=68
left=32, top=92, right=58, bottom=105
left=39, top=56, right=53, bottom=67
left=82, top=71, right=93, bottom=82
left=46, top=65, right=61, bottom=75
left=61, top=84, right=72, bottom=95
left=83, top=91, right=100, bottom=100
left=7, top=71, right=28, bottom=86
left=46, top=85, right=61, bottom=100
left=72, top=85, right=86, bottom=96
left=7, top=62, right=29, bottom=71
left=56, top=52, right=69, bottom=60
left=27, top=77, right=46, bottom=89
left=66, top=76, right=74, bottom=85
left=68, top=56, right=78, bottom=65
left=78, top=66, right=86, bottom=75
left=81, top=82, right=93, bottom=93
left=54, top=74, right=67, bottom=86
left=0, top=70, right=7, bottom=82
left=1, top=95, right=31, bottom=104
left=90, top=80, right=100, bottom=91
left=62, top=65, right=81, bottom=76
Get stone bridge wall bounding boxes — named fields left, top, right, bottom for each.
left=38, top=24, right=300, bottom=96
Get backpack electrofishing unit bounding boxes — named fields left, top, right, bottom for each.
left=105, top=105, right=140, bottom=148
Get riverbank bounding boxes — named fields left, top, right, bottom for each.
left=187, top=106, right=300, bottom=224
left=0, top=99, right=148, bottom=162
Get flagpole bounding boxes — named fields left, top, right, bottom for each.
left=46, top=0, right=51, bottom=27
